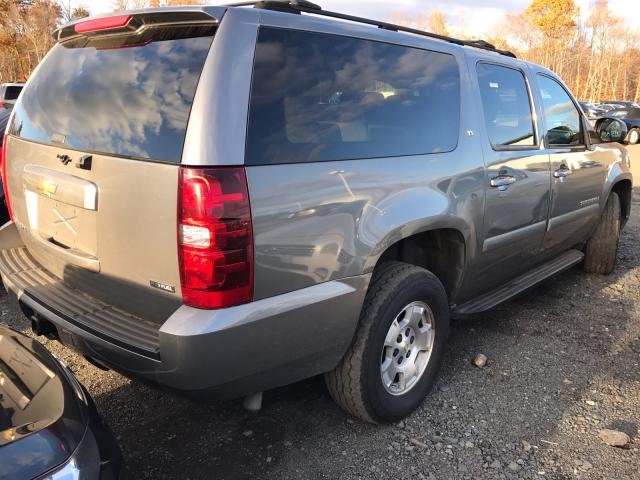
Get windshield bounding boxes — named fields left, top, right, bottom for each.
left=9, top=31, right=213, bottom=163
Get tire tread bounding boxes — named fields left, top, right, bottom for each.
left=583, top=192, right=621, bottom=274
left=325, top=262, right=446, bottom=423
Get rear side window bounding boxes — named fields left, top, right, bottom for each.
left=476, top=63, right=535, bottom=149
left=537, top=75, right=583, bottom=147
left=9, top=31, right=213, bottom=163
left=246, top=28, right=461, bottom=165
left=4, top=86, right=22, bottom=101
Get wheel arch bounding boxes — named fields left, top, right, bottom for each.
left=371, top=228, right=467, bottom=303
left=610, top=178, right=632, bottom=228
left=601, top=143, right=632, bottom=229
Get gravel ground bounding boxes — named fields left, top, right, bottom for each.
left=2, top=153, right=640, bottom=479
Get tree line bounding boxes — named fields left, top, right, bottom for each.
left=0, top=0, right=201, bottom=82
left=396, top=0, right=640, bottom=103
left=1, top=0, right=638, bottom=102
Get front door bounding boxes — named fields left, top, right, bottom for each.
left=473, top=62, right=551, bottom=291
left=534, top=74, right=605, bottom=254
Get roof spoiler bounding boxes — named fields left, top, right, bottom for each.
left=53, top=9, right=220, bottom=43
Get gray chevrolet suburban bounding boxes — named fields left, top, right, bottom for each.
left=0, top=1, right=632, bottom=423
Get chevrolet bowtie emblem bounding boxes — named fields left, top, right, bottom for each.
left=40, top=179, right=58, bottom=196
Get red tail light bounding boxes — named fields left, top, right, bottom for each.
left=178, top=167, right=253, bottom=309
left=74, top=15, right=132, bottom=34
left=0, top=135, right=13, bottom=221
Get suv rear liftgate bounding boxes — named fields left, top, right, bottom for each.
left=0, top=10, right=220, bottom=361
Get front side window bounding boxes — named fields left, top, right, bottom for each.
left=246, top=27, right=461, bottom=165
left=476, top=63, right=536, bottom=149
left=537, top=75, right=583, bottom=147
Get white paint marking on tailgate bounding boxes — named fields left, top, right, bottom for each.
left=52, top=208, right=78, bottom=235
left=25, top=190, right=38, bottom=230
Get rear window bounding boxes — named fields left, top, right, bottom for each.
left=4, top=86, right=22, bottom=101
left=9, top=31, right=213, bottom=163
left=246, top=27, right=461, bottom=165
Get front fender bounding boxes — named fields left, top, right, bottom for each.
left=600, top=143, right=632, bottom=209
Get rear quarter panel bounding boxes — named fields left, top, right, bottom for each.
left=248, top=151, right=486, bottom=300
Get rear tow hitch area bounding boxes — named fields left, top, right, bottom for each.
left=22, top=302, right=58, bottom=339
left=243, top=392, right=263, bottom=412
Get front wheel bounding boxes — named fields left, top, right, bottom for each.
left=583, top=192, right=621, bottom=274
left=325, top=262, right=449, bottom=423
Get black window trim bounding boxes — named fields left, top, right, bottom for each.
left=244, top=25, right=463, bottom=166
left=536, top=73, right=587, bottom=151
left=475, top=60, right=540, bottom=152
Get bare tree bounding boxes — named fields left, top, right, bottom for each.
left=71, top=6, right=89, bottom=19
left=427, top=11, right=448, bottom=36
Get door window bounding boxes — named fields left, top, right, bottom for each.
left=476, top=63, right=536, bottom=149
left=537, top=75, right=583, bottom=147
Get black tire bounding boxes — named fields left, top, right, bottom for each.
left=626, top=128, right=639, bottom=145
left=325, top=262, right=449, bottom=423
left=583, top=192, right=621, bottom=274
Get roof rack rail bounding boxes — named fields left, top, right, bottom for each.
left=224, top=0, right=516, bottom=58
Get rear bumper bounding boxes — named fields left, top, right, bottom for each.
left=0, top=222, right=368, bottom=398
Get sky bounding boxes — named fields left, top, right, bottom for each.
left=86, top=0, right=640, bottom=37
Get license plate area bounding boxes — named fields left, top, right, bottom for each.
left=36, top=197, right=97, bottom=256
left=22, top=164, right=100, bottom=269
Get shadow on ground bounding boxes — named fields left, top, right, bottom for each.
left=92, top=223, right=640, bottom=479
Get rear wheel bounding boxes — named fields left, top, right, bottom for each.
left=325, top=262, right=449, bottom=423
left=626, top=128, right=639, bottom=145
left=583, top=192, right=621, bottom=274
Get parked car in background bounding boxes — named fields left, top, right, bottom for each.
left=0, top=105, right=12, bottom=224
left=579, top=101, right=608, bottom=119
left=0, top=325, right=121, bottom=480
left=0, top=83, right=24, bottom=108
left=0, top=2, right=633, bottom=423
left=0, top=106, right=11, bottom=128
left=604, top=100, right=640, bottom=109
left=607, top=107, right=640, bottom=144
left=599, top=103, right=619, bottom=112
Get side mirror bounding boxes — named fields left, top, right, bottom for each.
left=596, top=117, right=628, bottom=144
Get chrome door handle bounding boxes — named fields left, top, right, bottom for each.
left=554, top=165, right=572, bottom=178
left=490, top=174, right=516, bottom=191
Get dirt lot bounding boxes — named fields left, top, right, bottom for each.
left=2, top=145, right=640, bottom=480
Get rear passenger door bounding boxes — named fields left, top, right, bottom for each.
left=474, top=62, right=551, bottom=286
left=533, top=74, right=605, bottom=253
